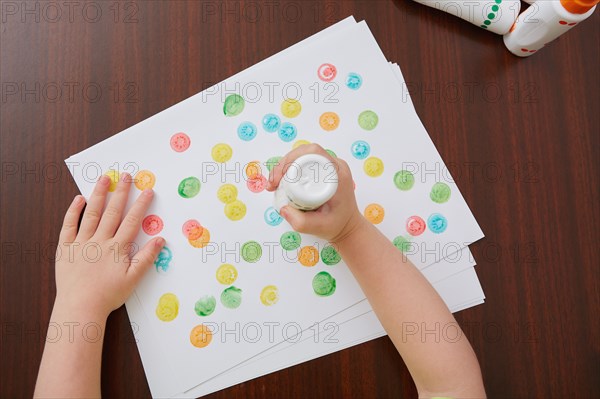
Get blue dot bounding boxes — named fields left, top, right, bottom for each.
left=278, top=122, right=297, bottom=142
left=350, top=140, right=371, bottom=160
left=427, top=214, right=448, bottom=234
left=346, top=72, right=363, bottom=90
left=238, top=122, right=257, bottom=141
left=154, top=246, right=173, bottom=273
left=264, top=207, right=283, bottom=226
left=262, top=114, right=281, bottom=133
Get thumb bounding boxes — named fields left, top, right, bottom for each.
left=280, top=206, right=322, bottom=234
left=128, top=237, right=165, bottom=283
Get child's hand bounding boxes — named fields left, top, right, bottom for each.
left=266, top=144, right=366, bottom=243
left=55, top=173, right=165, bottom=319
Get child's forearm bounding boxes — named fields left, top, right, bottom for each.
left=334, top=218, right=486, bottom=398
left=34, top=299, right=107, bottom=398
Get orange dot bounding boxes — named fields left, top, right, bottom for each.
left=319, top=112, right=340, bottom=131
left=190, top=324, right=213, bottom=348
left=298, top=246, right=319, bottom=267
left=364, top=204, right=385, bottom=224
left=509, top=22, right=516, bottom=33
left=245, top=161, right=262, bottom=179
left=189, top=227, right=211, bottom=248
left=134, top=170, right=156, bottom=191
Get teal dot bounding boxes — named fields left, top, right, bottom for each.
left=488, top=13, right=496, bottom=19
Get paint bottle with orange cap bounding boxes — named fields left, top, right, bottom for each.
left=503, top=0, right=598, bottom=56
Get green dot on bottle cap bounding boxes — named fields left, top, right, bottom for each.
left=241, top=241, right=262, bottom=262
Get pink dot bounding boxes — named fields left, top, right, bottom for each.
left=170, top=132, right=191, bottom=152
left=247, top=175, right=267, bottom=193
left=406, top=216, right=426, bottom=236
left=317, top=63, right=337, bottom=82
left=182, top=219, right=203, bottom=239
left=142, top=215, right=164, bottom=235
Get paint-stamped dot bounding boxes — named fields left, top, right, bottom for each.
left=178, top=176, right=201, bottom=198
left=155, top=293, right=178, bottom=321
left=217, top=184, right=238, bottom=204
left=358, top=110, right=379, bottom=131
left=105, top=170, right=120, bottom=192
left=262, top=113, right=281, bottom=133
left=346, top=72, right=363, bottom=90
left=317, top=63, right=337, bottom=82
left=211, top=143, right=233, bottom=163
left=351, top=140, right=371, bottom=160
left=216, top=263, right=238, bottom=285
left=428, top=213, right=448, bottom=234
left=224, top=200, right=247, bottom=221
left=430, top=182, right=451, bottom=203
left=319, top=112, right=340, bottom=131
left=312, top=271, right=336, bottom=297
left=293, top=139, right=311, bottom=150
left=364, top=157, right=384, bottom=177
left=406, top=216, right=426, bottom=236
left=364, top=203, right=385, bottom=224
left=392, top=236, right=412, bottom=253
left=260, top=285, right=279, bottom=306
left=182, top=220, right=203, bottom=239
left=238, top=122, right=257, bottom=141
left=194, top=295, right=216, bottom=317
left=278, top=122, right=297, bottom=142
left=394, top=170, right=415, bottom=191
left=134, top=170, right=156, bottom=191
left=264, top=207, right=283, bottom=226
left=281, top=99, right=302, bottom=118
left=241, top=241, right=262, bottom=263
left=188, top=227, right=211, bottom=248
left=321, top=245, right=341, bottom=266
left=221, top=286, right=242, bottom=309
left=266, top=156, right=282, bottom=172
left=190, top=324, right=213, bottom=348
left=245, top=161, right=262, bottom=179
left=280, top=231, right=301, bottom=251
left=142, top=214, right=164, bottom=235
left=247, top=175, right=267, bottom=193
left=298, top=246, right=319, bottom=267
left=223, top=94, right=245, bottom=116
left=170, top=132, right=191, bottom=152
left=154, top=246, right=173, bottom=273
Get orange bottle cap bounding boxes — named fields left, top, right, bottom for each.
left=561, top=0, right=599, bottom=14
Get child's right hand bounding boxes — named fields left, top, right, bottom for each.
left=266, top=143, right=366, bottom=244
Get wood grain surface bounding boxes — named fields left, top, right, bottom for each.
left=1, top=1, right=598, bottom=398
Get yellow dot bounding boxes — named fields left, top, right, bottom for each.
left=155, top=293, right=179, bottom=322
left=224, top=200, right=247, bottom=221
left=134, top=170, right=156, bottom=190
left=260, top=285, right=279, bottom=306
left=105, top=170, right=120, bottom=192
left=189, top=227, right=211, bottom=248
left=319, top=112, right=340, bottom=131
left=292, top=139, right=311, bottom=149
left=212, top=143, right=233, bottom=163
left=364, top=203, right=385, bottom=224
left=190, top=324, right=213, bottom=348
left=364, top=157, right=384, bottom=177
left=217, top=184, right=238, bottom=204
left=245, top=161, right=262, bottom=179
left=216, top=263, right=238, bottom=285
left=281, top=99, right=302, bottom=118
left=298, top=246, right=319, bottom=267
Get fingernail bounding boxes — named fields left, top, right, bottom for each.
left=73, top=195, right=84, bottom=205
left=99, top=175, right=110, bottom=185
left=279, top=206, right=288, bottom=218
left=120, top=172, right=130, bottom=182
left=143, top=189, right=154, bottom=197
left=155, top=237, right=165, bottom=247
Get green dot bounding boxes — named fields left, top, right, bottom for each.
left=481, top=25, right=488, bottom=29
left=496, top=0, right=502, bottom=4
left=178, top=177, right=201, bottom=198
left=266, top=156, right=282, bottom=172
left=358, top=110, right=379, bottom=131
left=220, top=286, right=242, bottom=309
left=492, top=5, right=499, bottom=11
left=430, top=182, right=451, bottom=204
left=326, top=149, right=337, bottom=158
left=488, top=13, right=495, bottom=19
left=241, top=241, right=262, bottom=262
left=394, top=170, right=415, bottom=191
left=484, top=20, right=491, bottom=25
left=312, top=271, right=336, bottom=297
left=321, top=245, right=341, bottom=266
left=194, top=295, right=216, bottom=316
left=280, top=231, right=301, bottom=251
left=223, top=94, right=245, bottom=116
left=392, top=236, right=412, bottom=253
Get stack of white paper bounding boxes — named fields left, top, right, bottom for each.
left=66, top=17, right=485, bottom=397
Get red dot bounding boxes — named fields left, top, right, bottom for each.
left=142, top=215, right=164, bottom=235
left=247, top=175, right=267, bottom=193
left=170, top=132, right=191, bottom=152
left=559, top=20, right=567, bottom=25
left=568, top=22, right=577, bottom=26
left=182, top=219, right=203, bottom=239
left=529, top=50, right=537, bottom=53
left=406, top=216, right=426, bottom=236
left=317, top=63, right=337, bottom=82
left=521, top=48, right=529, bottom=52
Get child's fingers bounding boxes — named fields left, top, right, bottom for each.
left=95, top=173, right=131, bottom=239
left=114, top=189, right=154, bottom=243
left=127, top=237, right=165, bottom=283
left=279, top=205, right=326, bottom=234
left=77, top=176, right=111, bottom=241
left=58, top=195, right=86, bottom=244
left=266, top=143, right=332, bottom=191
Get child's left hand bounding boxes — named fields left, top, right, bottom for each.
left=54, top=173, right=165, bottom=319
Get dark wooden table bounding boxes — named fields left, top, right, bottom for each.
left=1, top=1, right=598, bottom=397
